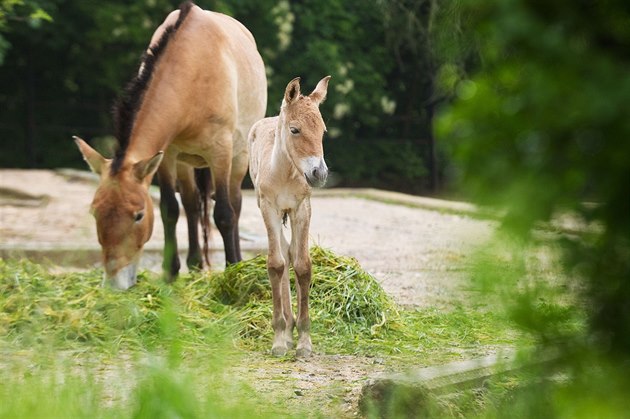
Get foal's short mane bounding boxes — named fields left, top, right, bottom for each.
left=110, top=1, right=194, bottom=175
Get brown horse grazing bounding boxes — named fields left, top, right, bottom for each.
left=248, top=76, right=331, bottom=357
left=74, top=1, right=267, bottom=289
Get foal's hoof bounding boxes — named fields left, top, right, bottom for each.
left=296, top=346, right=312, bottom=358
left=271, top=345, right=288, bottom=357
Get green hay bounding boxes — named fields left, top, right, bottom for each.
left=207, top=246, right=401, bottom=352
left=0, top=246, right=518, bottom=358
left=0, top=258, right=227, bottom=352
left=0, top=247, right=399, bottom=353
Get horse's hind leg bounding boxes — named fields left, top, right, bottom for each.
left=176, top=163, right=204, bottom=270
left=157, top=155, right=181, bottom=282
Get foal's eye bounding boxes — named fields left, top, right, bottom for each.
left=134, top=211, right=145, bottom=223
left=290, top=127, right=300, bottom=135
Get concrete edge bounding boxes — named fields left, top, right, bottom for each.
left=55, top=168, right=591, bottom=234
left=312, top=188, right=489, bottom=219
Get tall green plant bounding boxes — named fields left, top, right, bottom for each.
left=439, top=0, right=630, bottom=415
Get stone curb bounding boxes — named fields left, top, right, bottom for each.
left=55, top=169, right=591, bottom=234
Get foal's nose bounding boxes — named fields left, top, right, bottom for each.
left=312, top=161, right=328, bottom=182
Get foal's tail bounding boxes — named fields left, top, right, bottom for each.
left=194, top=168, right=212, bottom=268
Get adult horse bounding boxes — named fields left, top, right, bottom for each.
left=75, top=1, right=267, bottom=289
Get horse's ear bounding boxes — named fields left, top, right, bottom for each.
left=74, top=136, right=108, bottom=175
left=284, top=77, right=301, bottom=105
left=133, top=151, right=163, bottom=183
left=309, top=75, right=331, bottom=106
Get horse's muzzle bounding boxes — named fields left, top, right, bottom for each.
left=103, top=261, right=139, bottom=290
left=304, top=158, right=328, bottom=188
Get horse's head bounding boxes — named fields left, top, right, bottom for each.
left=279, top=76, right=331, bottom=188
left=74, top=137, right=162, bottom=289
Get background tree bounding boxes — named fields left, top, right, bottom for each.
left=0, top=0, right=51, bottom=64
left=0, top=0, right=464, bottom=194
left=377, top=0, right=474, bottom=191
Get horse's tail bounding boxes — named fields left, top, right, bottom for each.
left=194, top=168, right=212, bottom=268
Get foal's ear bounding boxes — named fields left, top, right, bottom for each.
left=74, top=136, right=108, bottom=175
left=284, top=77, right=301, bottom=105
left=309, top=75, right=331, bottom=105
left=133, top=151, right=163, bottom=183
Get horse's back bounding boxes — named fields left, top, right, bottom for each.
left=192, top=7, right=266, bottom=105
left=148, top=5, right=266, bottom=148
left=202, top=11, right=268, bottom=151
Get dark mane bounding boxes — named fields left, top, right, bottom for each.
left=110, top=1, right=194, bottom=175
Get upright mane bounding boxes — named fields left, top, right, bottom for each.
left=110, top=1, right=194, bottom=175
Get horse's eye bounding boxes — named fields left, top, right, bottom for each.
left=290, top=127, right=300, bottom=135
left=134, top=211, right=145, bottom=223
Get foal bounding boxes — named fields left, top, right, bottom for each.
left=248, top=76, right=331, bottom=357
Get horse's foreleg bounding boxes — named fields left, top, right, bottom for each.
left=262, top=202, right=293, bottom=356
left=176, top=164, right=203, bottom=270
left=157, top=158, right=180, bottom=282
left=280, top=229, right=295, bottom=349
left=205, top=136, right=238, bottom=265
left=213, top=182, right=237, bottom=264
left=290, top=199, right=313, bottom=358
left=229, top=148, right=248, bottom=262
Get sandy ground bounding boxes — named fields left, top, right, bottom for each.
left=0, top=169, right=494, bottom=308
left=0, top=169, right=497, bottom=416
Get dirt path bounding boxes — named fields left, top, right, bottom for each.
left=0, top=169, right=496, bottom=416
left=0, top=169, right=493, bottom=308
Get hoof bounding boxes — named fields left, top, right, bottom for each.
left=271, top=345, right=288, bottom=357
left=186, top=258, right=203, bottom=272
left=162, top=272, right=177, bottom=284
left=296, top=346, right=312, bottom=358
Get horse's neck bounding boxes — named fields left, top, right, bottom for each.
left=270, top=139, right=292, bottom=178
left=269, top=122, right=298, bottom=180
left=125, top=99, right=181, bottom=165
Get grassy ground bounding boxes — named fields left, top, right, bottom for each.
left=0, top=247, right=523, bottom=418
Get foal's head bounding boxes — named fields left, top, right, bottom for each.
left=74, top=137, right=162, bottom=289
left=279, top=76, right=331, bottom=187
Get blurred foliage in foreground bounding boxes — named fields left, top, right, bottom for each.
left=438, top=0, right=630, bottom=416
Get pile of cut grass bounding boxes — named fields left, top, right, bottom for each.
left=0, top=246, right=519, bottom=357
left=0, top=247, right=402, bottom=354
left=0, top=258, right=216, bottom=351
left=0, top=246, right=527, bottom=418
left=208, top=246, right=401, bottom=352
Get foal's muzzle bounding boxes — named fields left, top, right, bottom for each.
left=303, top=157, right=328, bottom=188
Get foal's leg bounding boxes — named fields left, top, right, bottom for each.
left=176, top=163, right=203, bottom=270
left=261, top=201, right=292, bottom=356
left=280, top=229, right=295, bottom=349
left=290, top=199, right=313, bottom=357
left=157, top=155, right=181, bottom=282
